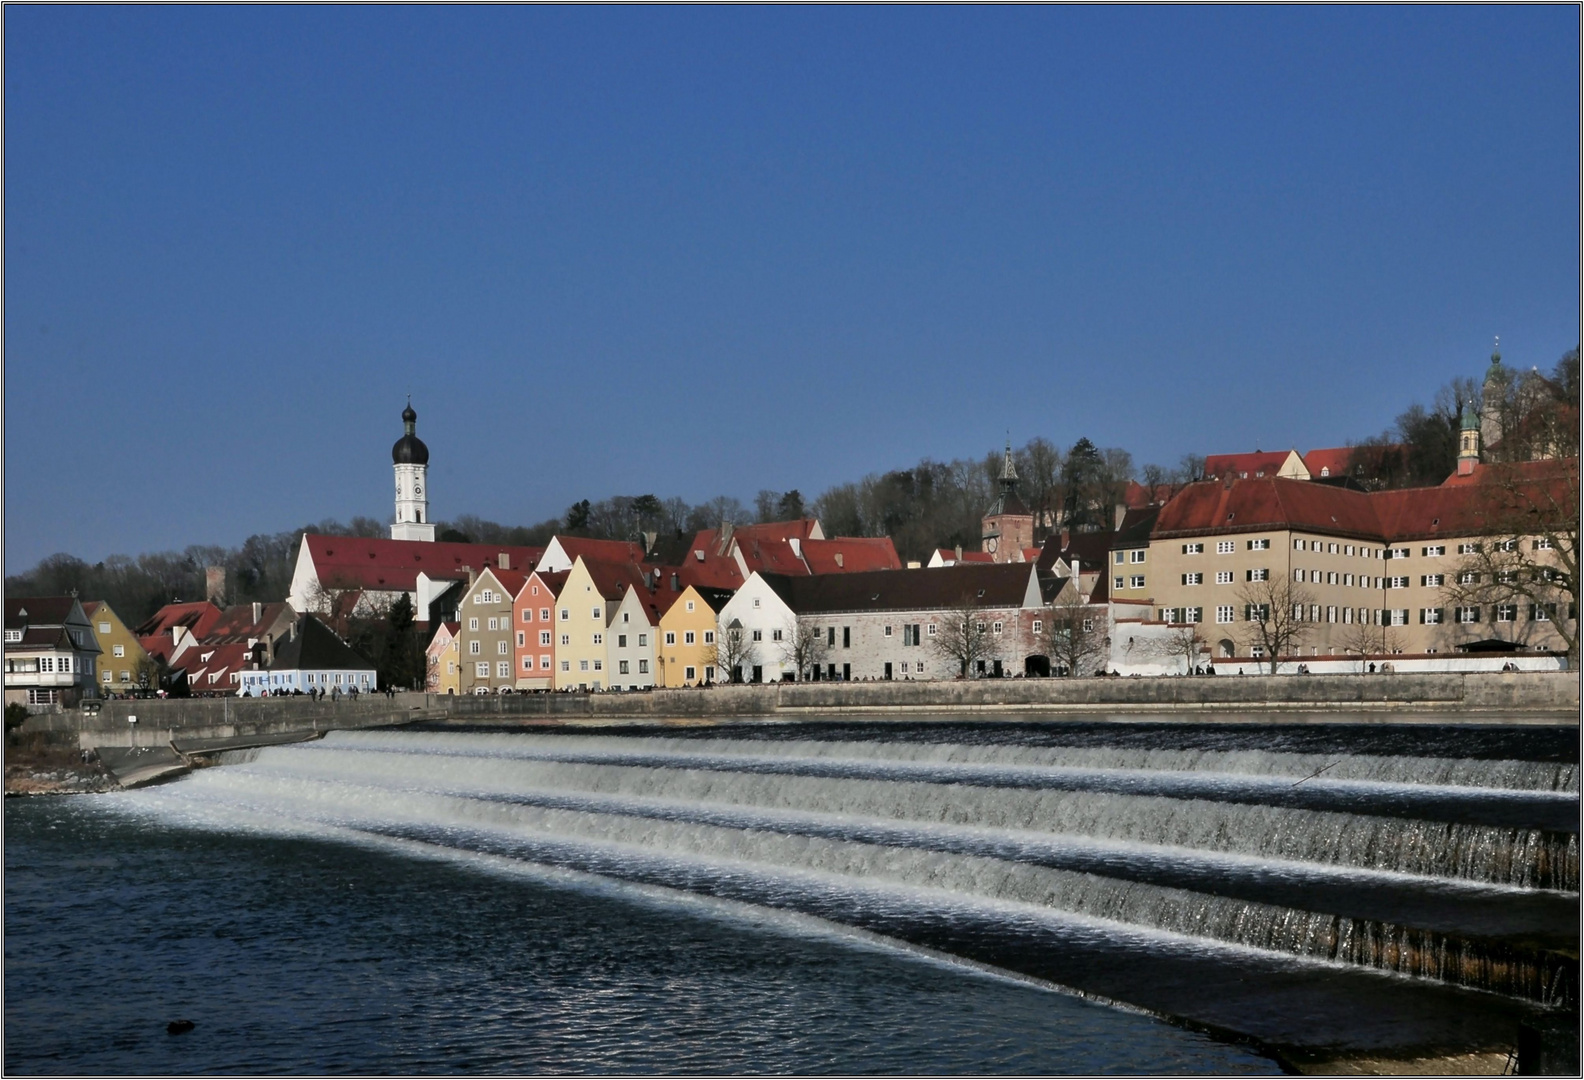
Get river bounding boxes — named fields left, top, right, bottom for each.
left=6, top=717, right=1577, bottom=1073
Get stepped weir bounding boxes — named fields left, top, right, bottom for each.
left=133, top=720, right=1578, bottom=1069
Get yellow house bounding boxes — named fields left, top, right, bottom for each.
left=555, top=557, right=623, bottom=691
left=656, top=585, right=733, bottom=687
left=84, top=601, right=155, bottom=694
left=426, top=621, right=461, bottom=695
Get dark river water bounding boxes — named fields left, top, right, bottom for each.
left=7, top=718, right=1576, bottom=1074
left=5, top=796, right=1277, bottom=1075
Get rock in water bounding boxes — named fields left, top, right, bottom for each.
left=166, top=1020, right=195, bottom=1035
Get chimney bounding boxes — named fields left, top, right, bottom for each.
left=465, top=565, right=477, bottom=586
left=498, top=552, right=510, bottom=571
left=252, top=601, right=262, bottom=625
left=834, top=552, right=844, bottom=568
left=205, top=566, right=225, bottom=604
left=671, top=573, right=679, bottom=592
left=954, top=544, right=963, bottom=561
left=1071, top=556, right=1080, bottom=579
left=642, top=530, right=657, bottom=553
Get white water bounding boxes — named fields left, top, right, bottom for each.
left=123, top=729, right=1579, bottom=1006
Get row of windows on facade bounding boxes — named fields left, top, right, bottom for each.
left=5, top=655, right=91, bottom=674
left=242, top=672, right=372, bottom=687
left=1157, top=603, right=1567, bottom=626
left=1174, top=539, right=1542, bottom=559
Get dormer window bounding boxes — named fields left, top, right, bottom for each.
left=3, top=630, right=21, bottom=643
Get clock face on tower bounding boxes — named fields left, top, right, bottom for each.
left=414, top=484, right=421, bottom=496
left=986, top=536, right=999, bottom=553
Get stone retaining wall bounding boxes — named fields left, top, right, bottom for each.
left=22, top=671, right=1577, bottom=743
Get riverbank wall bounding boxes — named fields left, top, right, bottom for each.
left=16, top=670, right=1578, bottom=749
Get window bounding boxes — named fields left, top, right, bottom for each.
left=497, top=640, right=508, bottom=655
left=540, top=631, right=551, bottom=646
left=638, top=633, right=647, bottom=646
left=1496, top=570, right=1518, bottom=584
left=686, top=601, right=695, bottom=612
left=1129, top=550, right=1146, bottom=564
left=1389, top=609, right=1408, bottom=626
left=2, top=630, right=20, bottom=643
left=1160, top=608, right=1178, bottom=623
left=541, top=609, right=550, bottom=622
left=593, top=660, right=603, bottom=671
left=1388, top=547, right=1409, bottom=559
left=523, top=657, right=534, bottom=671
left=916, top=661, right=926, bottom=673
left=1457, top=542, right=1481, bottom=555
left=684, top=631, right=696, bottom=645
left=469, top=618, right=478, bottom=631
left=884, top=625, right=893, bottom=637
left=1217, top=541, right=1235, bottom=554
left=592, top=608, right=601, bottom=620
left=560, top=634, right=570, bottom=646
left=1215, top=570, right=1234, bottom=585
left=560, top=609, right=570, bottom=621
left=478, top=590, right=496, bottom=604
left=927, top=622, right=939, bottom=636
left=1246, top=569, right=1269, bottom=582
left=623, top=613, right=630, bottom=623
left=469, top=640, right=481, bottom=655
left=1182, top=543, right=1203, bottom=555
left=1250, top=646, right=1265, bottom=659
left=992, top=621, right=1004, bottom=634
left=752, top=630, right=762, bottom=642
left=497, top=661, right=510, bottom=678
left=1216, top=606, right=1235, bottom=624
left=561, top=660, right=570, bottom=671
left=1184, top=607, right=1202, bottom=623
left=1531, top=603, right=1556, bottom=622
left=1421, top=574, right=1444, bottom=587
left=523, top=609, right=532, bottom=622
left=103, top=670, right=113, bottom=683
left=112, top=644, right=125, bottom=658
left=1244, top=604, right=1269, bottom=622
left=1535, top=537, right=1553, bottom=551
left=1343, top=573, right=1353, bottom=586
left=1294, top=539, right=1306, bottom=550
left=1328, top=544, right=1338, bottom=554
left=1387, top=577, right=1408, bottom=589
left=1293, top=568, right=1306, bottom=582
left=1456, top=606, right=1481, bottom=624
left=1497, top=540, right=1518, bottom=552
left=517, top=632, right=525, bottom=647
left=1182, top=573, right=1202, bottom=585
left=685, top=666, right=696, bottom=681
left=704, top=630, right=715, bottom=645
left=638, top=660, right=648, bottom=674
left=541, top=656, right=551, bottom=669
left=1114, top=576, right=1125, bottom=590
left=487, top=617, right=498, bottom=631
left=1081, top=618, right=1095, bottom=632
left=1032, top=619, right=1043, bottom=633
left=475, top=662, right=489, bottom=677
left=1345, top=545, right=1355, bottom=556
left=1115, top=551, right=1126, bottom=565
left=665, top=632, right=676, bottom=646
left=580, top=660, right=589, bottom=671
left=1129, top=575, right=1145, bottom=589
left=1326, top=606, right=1337, bottom=623
left=1248, top=538, right=1270, bottom=550
left=1424, top=545, right=1445, bottom=557
left=771, top=629, right=782, bottom=642
left=976, top=621, right=986, bottom=632
left=1421, top=608, right=1443, bottom=625
left=1307, top=570, right=1320, bottom=583
left=618, top=634, right=627, bottom=648
left=619, top=660, right=630, bottom=674
left=592, top=633, right=603, bottom=646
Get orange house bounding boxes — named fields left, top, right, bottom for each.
left=514, top=569, right=568, bottom=690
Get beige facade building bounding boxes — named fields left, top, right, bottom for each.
left=84, top=601, right=155, bottom=693
left=457, top=567, right=527, bottom=694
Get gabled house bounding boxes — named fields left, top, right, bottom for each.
left=287, top=534, right=541, bottom=624
left=656, top=584, right=734, bottom=687
left=83, top=601, right=155, bottom=695
left=181, top=641, right=261, bottom=697
left=134, top=601, right=224, bottom=665
left=535, top=536, right=648, bottom=574
left=426, top=621, right=461, bottom=695
left=455, top=566, right=528, bottom=694
left=4, top=597, right=103, bottom=706
left=553, top=557, right=659, bottom=691
left=1202, top=450, right=1310, bottom=482
left=513, top=570, right=568, bottom=691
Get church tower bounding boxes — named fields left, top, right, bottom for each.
left=1456, top=398, right=1481, bottom=477
left=981, top=440, right=1034, bottom=563
left=1480, top=337, right=1508, bottom=456
left=390, top=401, right=435, bottom=542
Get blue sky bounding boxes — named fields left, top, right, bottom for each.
left=6, top=6, right=1578, bottom=569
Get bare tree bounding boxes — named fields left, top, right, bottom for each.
left=1339, top=617, right=1405, bottom=673
left=1236, top=578, right=1316, bottom=674
left=709, top=618, right=759, bottom=683
left=778, top=616, right=829, bottom=682
left=931, top=594, right=996, bottom=678
left=1442, top=462, right=1579, bottom=660
left=1038, top=595, right=1108, bottom=677
left=1160, top=621, right=1206, bottom=675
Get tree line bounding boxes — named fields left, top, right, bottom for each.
left=10, top=346, right=1577, bottom=631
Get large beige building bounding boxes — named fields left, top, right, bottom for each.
left=1140, top=462, right=1575, bottom=662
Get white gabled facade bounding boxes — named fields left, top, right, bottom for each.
left=716, top=574, right=799, bottom=682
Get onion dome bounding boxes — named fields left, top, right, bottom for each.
left=392, top=402, right=429, bottom=465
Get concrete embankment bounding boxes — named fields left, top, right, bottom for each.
left=16, top=672, right=1577, bottom=754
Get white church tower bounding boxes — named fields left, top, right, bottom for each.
left=390, top=401, right=435, bottom=542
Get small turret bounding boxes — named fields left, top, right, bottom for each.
left=1457, top=398, right=1481, bottom=477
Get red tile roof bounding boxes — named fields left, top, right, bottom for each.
left=1124, top=481, right=1177, bottom=508
left=736, top=538, right=809, bottom=576
left=206, top=603, right=294, bottom=642
left=305, top=535, right=543, bottom=593
left=520, top=570, right=570, bottom=600
left=1203, top=451, right=1299, bottom=481
left=582, top=559, right=652, bottom=604
left=133, top=601, right=224, bottom=641
left=1302, top=446, right=1359, bottom=478
left=1152, top=478, right=1382, bottom=540
left=551, top=536, right=647, bottom=565
left=801, top=537, right=902, bottom=574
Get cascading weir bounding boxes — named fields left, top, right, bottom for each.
left=127, top=723, right=1579, bottom=1064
